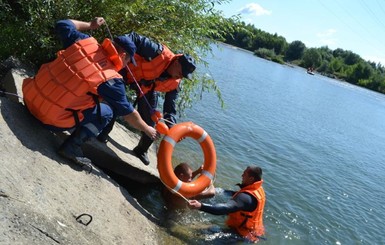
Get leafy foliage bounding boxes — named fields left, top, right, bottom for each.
left=302, top=48, right=322, bottom=68
left=254, top=48, right=284, bottom=64
left=285, top=40, right=306, bottom=61
left=0, top=0, right=236, bottom=112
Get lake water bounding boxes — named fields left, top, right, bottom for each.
left=131, top=44, right=385, bottom=244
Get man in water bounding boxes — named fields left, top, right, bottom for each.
left=162, top=162, right=215, bottom=210
left=188, top=166, right=266, bottom=242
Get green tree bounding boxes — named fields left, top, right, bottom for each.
left=343, top=51, right=362, bottom=65
left=318, top=46, right=333, bottom=62
left=378, top=81, right=385, bottom=93
left=328, top=57, right=344, bottom=73
left=332, top=48, right=346, bottom=58
left=270, top=34, right=287, bottom=55
left=347, top=62, right=374, bottom=84
left=285, top=40, right=306, bottom=61
left=231, top=23, right=254, bottom=50
left=302, top=48, right=322, bottom=68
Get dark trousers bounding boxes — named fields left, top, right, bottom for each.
left=136, top=91, right=158, bottom=152
left=44, top=103, right=114, bottom=138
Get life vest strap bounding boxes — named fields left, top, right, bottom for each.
left=87, top=92, right=102, bottom=124
left=65, top=92, right=101, bottom=130
left=65, top=108, right=81, bottom=129
left=239, top=212, right=253, bottom=228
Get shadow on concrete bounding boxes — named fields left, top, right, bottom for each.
left=0, top=96, right=161, bottom=224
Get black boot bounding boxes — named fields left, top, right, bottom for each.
left=97, top=117, right=116, bottom=143
left=58, top=129, right=92, bottom=172
left=132, top=134, right=153, bottom=166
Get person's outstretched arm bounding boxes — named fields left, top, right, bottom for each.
left=69, top=17, right=105, bottom=31
left=192, top=184, right=216, bottom=200
left=55, top=17, right=105, bottom=49
left=188, top=192, right=257, bottom=215
left=123, top=110, right=157, bottom=140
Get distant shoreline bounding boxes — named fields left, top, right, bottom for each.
left=218, top=42, right=254, bottom=54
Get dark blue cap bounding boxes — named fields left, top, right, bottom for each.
left=114, top=36, right=137, bottom=66
left=179, top=54, right=196, bottom=79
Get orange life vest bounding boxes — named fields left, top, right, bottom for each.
left=22, top=37, right=123, bottom=128
left=126, top=45, right=182, bottom=95
left=226, top=180, right=265, bottom=242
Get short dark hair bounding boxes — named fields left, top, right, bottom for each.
left=248, top=166, right=262, bottom=181
left=174, top=162, right=191, bottom=176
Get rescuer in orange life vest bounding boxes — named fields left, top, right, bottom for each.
left=96, top=32, right=197, bottom=166
left=188, top=166, right=266, bottom=243
left=22, top=18, right=157, bottom=171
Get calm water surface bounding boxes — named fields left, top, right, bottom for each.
left=133, top=44, right=385, bottom=244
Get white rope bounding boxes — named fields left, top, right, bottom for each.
left=159, top=177, right=190, bottom=203
left=103, top=20, right=114, bottom=40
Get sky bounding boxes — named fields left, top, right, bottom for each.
left=215, top=0, right=385, bottom=65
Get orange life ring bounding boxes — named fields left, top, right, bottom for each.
left=157, top=122, right=216, bottom=198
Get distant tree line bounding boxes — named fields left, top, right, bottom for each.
left=220, top=20, right=385, bottom=94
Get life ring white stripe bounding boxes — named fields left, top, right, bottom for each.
left=164, top=135, right=176, bottom=147
left=202, top=170, right=214, bottom=180
left=173, top=180, right=183, bottom=192
left=197, top=131, right=208, bottom=143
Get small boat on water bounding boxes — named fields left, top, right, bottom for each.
left=307, top=67, right=315, bottom=75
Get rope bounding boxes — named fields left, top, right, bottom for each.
left=158, top=167, right=216, bottom=204
left=160, top=176, right=216, bottom=204
left=0, top=90, right=23, bottom=100
left=103, top=20, right=114, bottom=40
left=159, top=117, right=176, bottom=126
left=101, top=20, right=178, bottom=128
left=124, top=65, right=154, bottom=111
left=159, top=177, right=190, bottom=203
left=124, top=64, right=175, bottom=127
left=102, top=20, right=161, bottom=118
